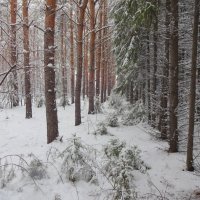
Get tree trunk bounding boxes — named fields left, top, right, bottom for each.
left=82, top=29, right=86, bottom=100
left=88, top=0, right=96, bottom=114
left=10, top=0, right=19, bottom=107
left=44, top=0, right=59, bottom=144
left=61, top=13, right=67, bottom=107
left=159, top=0, right=170, bottom=139
left=86, top=35, right=89, bottom=97
left=70, top=0, right=75, bottom=104
left=151, top=3, right=158, bottom=128
left=107, top=43, right=112, bottom=96
left=169, top=0, right=179, bottom=152
left=146, top=34, right=151, bottom=124
left=96, top=5, right=102, bottom=97
left=23, top=0, right=32, bottom=118
left=103, top=0, right=108, bottom=103
left=83, top=33, right=89, bottom=99
left=75, top=0, right=88, bottom=125
left=186, top=0, right=200, bottom=171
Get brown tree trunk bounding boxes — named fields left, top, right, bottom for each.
left=75, top=0, right=88, bottom=125
left=32, top=28, right=36, bottom=98
left=146, top=34, right=151, bottom=124
left=186, top=0, right=200, bottom=171
left=169, top=0, right=179, bottom=152
left=158, top=0, right=170, bottom=139
left=83, top=31, right=89, bottom=99
left=44, top=0, right=59, bottom=144
left=23, top=0, right=32, bottom=118
left=82, top=29, right=86, bottom=100
left=107, top=43, right=112, bottom=96
left=100, top=43, right=105, bottom=103
left=85, top=34, right=89, bottom=97
left=10, top=0, right=19, bottom=107
left=88, top=0, right=96, bottom=114
left=61, top=13, right=67, bottom=107
left=102, top=0, right=108, bottom=103
left=70, top=0, right=75, bottom=104
left=151, top=3, right=158, bottom=128
left=96, top=5, right=102, bottom=97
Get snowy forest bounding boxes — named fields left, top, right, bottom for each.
left=0, top=0, right=200, bottom=199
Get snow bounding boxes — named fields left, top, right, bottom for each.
left=0, top=103, right=199, bottom=200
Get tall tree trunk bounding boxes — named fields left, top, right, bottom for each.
left=70, top=0, right=75, bottom=104
left=10, top=0, right=19, bottom=107
left=82, top=29, right=86, bottom=100
left=100, top=42, right=105, bottom=103
left=61, top=13, right=67, bottom=107
left=96, top=5, right=102, bottom=97
left=151, top=2, right=158, bottom=128
left=146, top=34, right=151, bottom=124
left=186, top=0, right=200, bottom=171
left=88, top=0, right=96, bottom=114
left=102, top=0, right=108, bottom=103
left=75, top=0, right=88, bottom=125
left=169, top=0, right=179, bottom=152
left=107, top=43, right=112, bottom=96
left=158, top=0, right=170, bottom=139
left=23, top=0, right=32, bottom=118
left=85, top=34, right=89, bottom=97
left=83, top=32, right=89, bottom=99
left=44, top=0, right=59, bottom=144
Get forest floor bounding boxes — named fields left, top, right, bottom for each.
left=0, top=100, right=200, bottom=200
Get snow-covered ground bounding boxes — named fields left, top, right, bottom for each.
left=0, top=102, right=199, bottom=200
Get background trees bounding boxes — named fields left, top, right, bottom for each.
left=112, top=0, right=200, bottom=171
left=1, top=0, right=199, bottom=173
left=0, top=0, right=116, bottom=142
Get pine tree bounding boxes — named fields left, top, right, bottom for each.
left=186, top=0, right=200, bottom=171
left=23, top=0, right=32, bottom=119
left=10, top=0, right=19, bottom=107
left=88, top=0, right=96, bottom=114
left=70, top=0, right=75, bottom=104
left=96, top=4, right=102, bottom=97
left=158, top=0, right=170, bottom=139
left=75, top=0, right=88, bottom=126
left=168, top=0, right=179, bottom=153
left=44, top=0, right=59, bottom=144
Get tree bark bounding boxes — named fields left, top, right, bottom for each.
left=158, top=0, right=170, bottom=139
left=169, top=0, right=179, bottom=152
left=83, top=33, right=89, bottom=99
left=102, top=0, right=108, bottom=103
left=146, top=34, right=151, bottom=124
left=61, top=13, right=67, bottom=107
left=151, top=1, right=158, bottom=128
left=75, top=0, right=88, bottom=125
left=70, top=0, right=75, bottom=104
left=23, top=0, right=32, bottom=118
left=10, top=0, right=19, bottom=107
left=107, top=43, right=112, bottom=96
left=186, top=0, right=200, bottom=171
left=88, top=0, right=96, bottom=114
left=96, top=5, right=102, bottom=97
left=44, top=0, right=59, bottom=144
